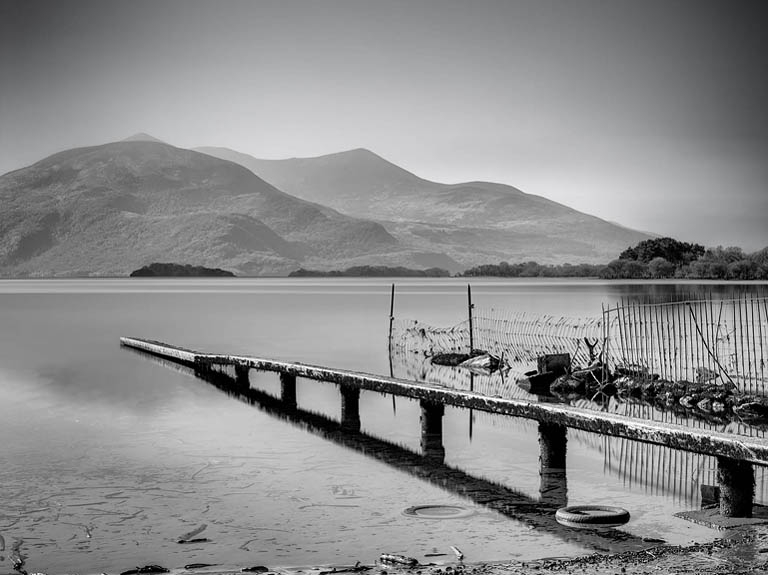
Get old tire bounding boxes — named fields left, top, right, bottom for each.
left=555, top=505, right=630, bottom=527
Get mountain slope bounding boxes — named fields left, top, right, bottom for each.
left=197, top=147, right=651, bottom=265
left=0, top=141, right=412, bottom=276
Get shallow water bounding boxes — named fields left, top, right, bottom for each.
left=0, top=278, right=764, bottom=572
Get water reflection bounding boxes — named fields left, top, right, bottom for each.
left=390, top=343, right=768, bottom=508
left=126, top=346, right=656, bottom=555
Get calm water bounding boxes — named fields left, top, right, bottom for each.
left=0, top=278, right=764, bottom=573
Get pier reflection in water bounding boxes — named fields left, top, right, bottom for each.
left=133, top=348, right=652, bottom=555
left=391, top=348, right=768, bottom=509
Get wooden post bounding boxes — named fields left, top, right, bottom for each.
left=388, top=283, right=395, bottom=345
left=469, top=373, right=474, bottom=441
left=467, top=284, right=474, bottom=353
left=420, top=400, right=445, bottom=463
left=538, top=422, right=568, bottom=507
left=340, top=385, right=361, bottom=432
left=389, top=283, right=396, bottom=411
left=280, top=372, right=297, bottom=410
left=717, top=456, right=754, bottom=517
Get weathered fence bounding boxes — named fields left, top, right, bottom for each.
left=602, top=296, right=768, bottom=394
left=391, top=290, right=768, bottom=396
left=392, top=310, right=603, bottom=382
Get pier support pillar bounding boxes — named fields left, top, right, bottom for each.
left=420, top=400, right=445, bottom=463
left=717, top=456, right=754, bottom=517
left=340, top=385, right=361, bottom=432
left=280, top=373, right=297, bottom=410
left=235, top=365, right=250, bottom=388
left=538, top=422, right=568, bottom=507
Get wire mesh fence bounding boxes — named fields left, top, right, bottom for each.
left=391, top=288, right=768, bottom=395
left=392, top=311, right=603, bottom=383
left=602, top=296, right=768, bottom=394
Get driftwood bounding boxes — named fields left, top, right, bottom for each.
left=379, top=554, right=419, bottom=567
left=431, top=350, right=486, bottom=367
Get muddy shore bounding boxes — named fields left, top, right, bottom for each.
left=369, top=529, right=768, bottom=575
left=73, top=526, right=768, bottom=575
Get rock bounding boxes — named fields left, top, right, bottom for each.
left=696, top=398, right=712, bottom=413
left=679, top=395, right=699, bottom=409
left=537, top=353, right=571, bottom=376
left=550, top=375, right=585, bottom=395
left=733, top=396, right=768, bottom=423
left=516, top=370, right=559, bottom=394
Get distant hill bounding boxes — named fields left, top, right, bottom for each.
left=197, top=147, right=652, bottom=265
left=131, top=262, right=235, bottom=277
left=0, top=140, right=439, bottom=277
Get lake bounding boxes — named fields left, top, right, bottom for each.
left=0, top=278, right=765, bottom=573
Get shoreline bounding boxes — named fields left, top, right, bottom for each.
left=57, top=529, right=768, bottom=575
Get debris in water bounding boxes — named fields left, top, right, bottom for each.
left=379, top=554, right=418, bottom=567
left=178, top=523, right=207, bottom=542
left=177, top=537, right=210, bottom=544
left=241, top=567, right=270, bottom=573
left=184, top=565, right=217, bottom=570
left=318, top=562, right=370, bottom=574
left=430, top=352, right=481, bottom=367
left=120, top=566, right=169, bottom=575
left=11, top=538, right=26, bottom=575
left=457, top=353, right=501, bottom=373
left=450, top=546, right=464, bottom=561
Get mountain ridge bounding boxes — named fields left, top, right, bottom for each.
left=196, top=146, right=652, bottom=265
left=0, top=140, right=437, bottom=277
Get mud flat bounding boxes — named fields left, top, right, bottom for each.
left=98, top=526, right=768, bottom=575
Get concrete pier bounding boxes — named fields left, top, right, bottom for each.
left=718, top=456, right=754, bottom=518
left=120, top=336, right=768, bottom=516
left=280, top=372, right=297, bottom=410
left=235, top=365, right=250, bottom=388
left=538, top=422, right=568, bottom=507
left=420, top=400, right=445, bottom=463
left=340, top=385, right=361, bottom=432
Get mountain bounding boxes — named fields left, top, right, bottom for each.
left=196, top=147, right=652, bottom=265
left=122, top=132, right=166, bottom=143
left=0, top=140, right=435, bottom=277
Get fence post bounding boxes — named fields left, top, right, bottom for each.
left=388, top=283, right=396, bottom=381
left=601, top=303, right=608, bottom=383
left=468, top=284, right=474, bottom=353
left=388, top=283, right=395, bottom=348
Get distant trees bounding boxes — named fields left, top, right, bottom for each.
left=130, top=262, right=235, bottom=277
left=619, top=237, right=705, bottom=266
left=289, top=265, right=450, bottom=277
left=462, top=237, right=768, bottom=280
left=462, top=261, right=604, bottom=278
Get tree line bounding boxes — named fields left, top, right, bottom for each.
left=462, top=238, right=768, bottom=280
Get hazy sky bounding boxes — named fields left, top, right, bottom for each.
left=1, top=0, right=766, bottom=249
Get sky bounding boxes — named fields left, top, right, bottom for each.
left=1, top=0, right=766, bottom=250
